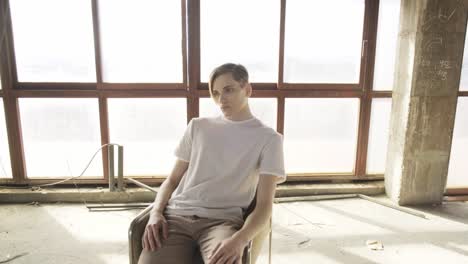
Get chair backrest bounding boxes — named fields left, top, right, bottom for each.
left=243, top=191, right=257, bottom=220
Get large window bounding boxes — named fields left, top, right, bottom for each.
left=0, top=0, right=414, bottom=185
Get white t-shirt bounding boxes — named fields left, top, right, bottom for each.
left=165, top=115, right=286, bottom=223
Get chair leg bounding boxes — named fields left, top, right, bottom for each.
left=244, top=243, right=251, bottom=264
left=268, top=217, right=272, bottom=264
left=248, top=217, right=272, bottom=264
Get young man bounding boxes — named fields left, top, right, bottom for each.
left=139, top=63, right=285, bottom=264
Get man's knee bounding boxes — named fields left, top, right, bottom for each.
left=138, top=245, right=195, bottom=264
left=138, top=216, right=196, bottom=264
left=197, top=221, right=242, bottom=262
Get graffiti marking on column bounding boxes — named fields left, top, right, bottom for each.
left=417, top=59, right=454, bottom=82
left=422, top=0, right=463, bottom=31
left=424, top=37, right=444, bottom=52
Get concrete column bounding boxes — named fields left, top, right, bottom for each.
left=385, top=0, right=468, bottom=205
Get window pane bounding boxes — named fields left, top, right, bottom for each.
left=19, top=99, right=102, bottom=178
left=284, top=0, right=364, bottom=83
left=367, top=98, right=392, bottom=174
left=459, top=33, right=468, bottom=91
left=201, top=0, right=280, bottom=82
left=10, top=0, right=96, bottom=82
left=99, top=0, right=182, bottom=83
left=284, top=98, right=360, bottom=173
left=108, top=98, right=187, bottom=176
left=373, top=0, right=401, bottom=91
left=200, top=98, right=277, bottom=129
left=0, top=100, right=12, bottom=178
left=447, top=97, right=468, bottom=187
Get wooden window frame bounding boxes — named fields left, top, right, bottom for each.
left=6, top=0, right=465, bottom=190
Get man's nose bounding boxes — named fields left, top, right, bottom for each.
left=220, top=93, right=228, bottom=103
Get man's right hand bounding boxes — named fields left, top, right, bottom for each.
left=142, top=212, right=169, bottom=251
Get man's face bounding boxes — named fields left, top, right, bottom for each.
left=211, top=73, right=251, bottom=117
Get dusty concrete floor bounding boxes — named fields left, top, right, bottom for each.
left=1, top=197, right=467, bottom=264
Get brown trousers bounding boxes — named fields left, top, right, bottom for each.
left=138, top=214, right=244, bottom=264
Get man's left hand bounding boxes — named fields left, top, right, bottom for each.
left=208, top=236, right=248, bottom=264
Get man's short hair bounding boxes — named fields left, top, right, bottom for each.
left=208, top=63, right=249, bottom=96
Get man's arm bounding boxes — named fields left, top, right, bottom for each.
left=231, top=174, right=277, bottom=244
left=152, top=159, right=189, bottom=214
left=207, top=174, right=277, bottom=263
left=143, top=159, right=189, bottom=251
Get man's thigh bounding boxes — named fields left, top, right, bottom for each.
left=138, top=215, right=196, bottom=264
left=197, top=219, right=243, bottom=263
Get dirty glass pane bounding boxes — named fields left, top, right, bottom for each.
left=284, top=98, right=360, bottom=173
left=201, top=0, right=280, bottom=82
left=447, top=97, right=468, bottom=187
left=367, top=98, right=392, bottom=174
left=10, top=0, right=96, bottom=82
left=20, top=99, right=102, bottom=178
left=459, top=33, right=468, bottom=91
left=108, top=98, right=187, bottom=176
left=0, top=100, right=12, bottom=178
left=284, top=0, right=364, bottom=83
left=99, top=0, right=183, bottom=82
left=373, top=0, right=401, bottom=91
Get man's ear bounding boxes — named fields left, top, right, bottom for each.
left=245, top=83, right=252, bottom=97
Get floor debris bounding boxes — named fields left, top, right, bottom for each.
left=366, top=240, right=384, bottom=250
left=0, top=253, right=28, bottom=263
left=298, top=238, right=311, bottom=246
